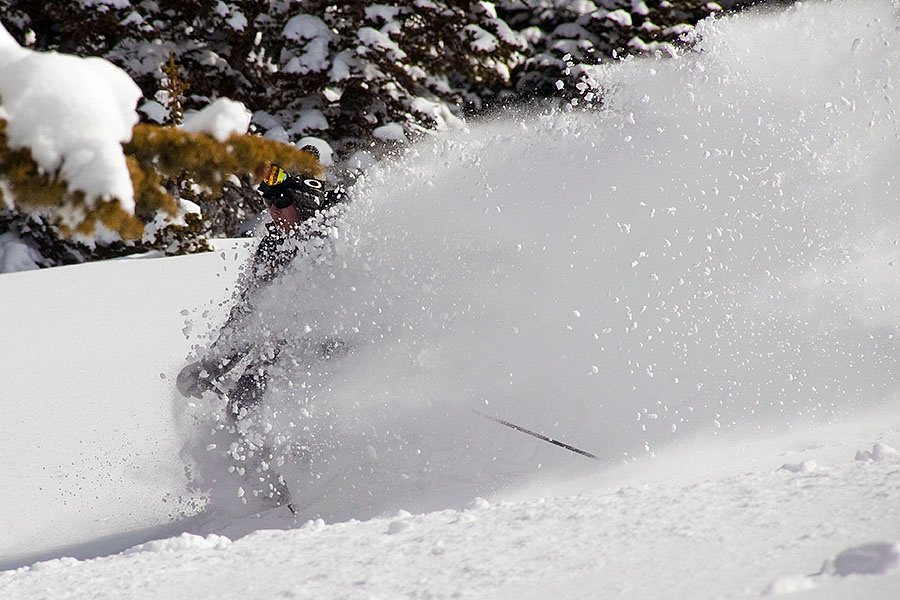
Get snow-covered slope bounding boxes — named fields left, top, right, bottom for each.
left=3, top=429, right=899, bottom=599
left=1, top=0, right=899, bottom=597
left=0, top=242, right=251, bottom=567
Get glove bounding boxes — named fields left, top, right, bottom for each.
left=176, top=361, right=213, bottom=399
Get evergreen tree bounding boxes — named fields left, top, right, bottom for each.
left=0, top=1, right=528, bottom=158
left=262, top=1, right=527, bottom=156
left=0, top=1, right=757, bottom=157
left=0, top=0, right=763, bottom=271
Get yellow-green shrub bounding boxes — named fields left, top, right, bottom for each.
left=1, top=118, right=320, bottom=243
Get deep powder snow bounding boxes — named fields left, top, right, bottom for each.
left=0, top=2, right=898, bottom=597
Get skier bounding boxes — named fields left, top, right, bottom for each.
left=176, top=162, right=348, bottom=512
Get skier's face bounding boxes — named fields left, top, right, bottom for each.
left=269, top=202, right=303, bottom=233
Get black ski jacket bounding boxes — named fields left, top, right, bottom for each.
left=201, top=187, right=348, bottom=380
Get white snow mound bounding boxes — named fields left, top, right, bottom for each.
left=181, top=98, right=251, bottom=142
left=0, top=22, right=140, bottom=211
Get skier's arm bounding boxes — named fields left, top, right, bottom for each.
left=176, top=245, right=266, bottom=399
left=176, top=305, right=253, bottom=398
left=200, top=230, right=283, bottom=374
left=202, top=297, right=255, bottom=374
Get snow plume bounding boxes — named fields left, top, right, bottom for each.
left=182, top=0, right=900, bottom=522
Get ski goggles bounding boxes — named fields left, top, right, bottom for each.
left=269, top=193, right=294, bottom=210
left=263, top=163, right=295, bottom=209
left=263, top=163, right=288, bottom=186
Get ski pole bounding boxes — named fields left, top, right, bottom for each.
left=473, top=410, right=599, bottom=461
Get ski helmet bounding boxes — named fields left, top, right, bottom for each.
left=259, top=164, right=326, bottom=216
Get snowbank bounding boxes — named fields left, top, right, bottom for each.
left=0, top=240, right=250, bottom=568
left=2, top=429, right=899, bottom=599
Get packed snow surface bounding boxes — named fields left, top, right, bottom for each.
left=1, top=1, right=899, bottom=598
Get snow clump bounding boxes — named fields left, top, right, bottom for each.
left=0, top=231, right=43, bottom=272
left=854, top=443, right=899, bottom=462
left=373, top=122, right=407, bottom=142
left=0, top=21, right=141, bottom=213
left=821, top=542, right=900, bottom=576
left=778, top=460, right=817, bottom=473
left=181, top=98, right=251, bottom=142
left=296, top=136, right=334, bottom=166
left=124, top=533, right=232, bottom=554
